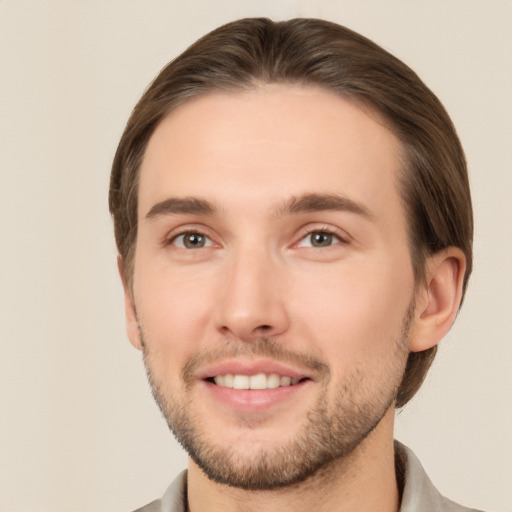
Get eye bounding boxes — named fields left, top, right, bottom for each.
left=171, top=231, right=213, bottom=249
left=297, top=230, right=343, bottom=248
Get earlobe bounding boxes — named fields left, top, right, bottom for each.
left=118, top=257, right=143, bottom=351
left=410, top=247, right=466, bottom=353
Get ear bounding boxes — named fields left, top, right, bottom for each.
left=118, top=257, right=142, bottom=351
left=410, top=247, right=467, bottom=353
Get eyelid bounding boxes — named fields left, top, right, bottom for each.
left=162, top=224, right=219, bottom=248
left=160, top=223, right=351, bottom=249
left=172, top=232, right=214, bottom=249
left=294, top=225, right=351, bottom=247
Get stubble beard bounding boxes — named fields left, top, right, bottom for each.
left=140, top=303, right=413, bottom=491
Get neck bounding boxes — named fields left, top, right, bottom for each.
left=186, top=408, right=400, bottom=512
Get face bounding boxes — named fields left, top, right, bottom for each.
left=128, top=85, right=417, bottom=489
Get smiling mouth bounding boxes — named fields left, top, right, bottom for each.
left=207, top=373, right=310, bottom=390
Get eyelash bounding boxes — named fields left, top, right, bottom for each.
left=165, top=225, right=349, bottom=250
left=296, top=226, right=349, bottom=248
left=167, top=229, right=213, bottom=249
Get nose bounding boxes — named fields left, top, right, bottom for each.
left=214, top=246, right=290, bottom=342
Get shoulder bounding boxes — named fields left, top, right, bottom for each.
left=131, top=500, right=161, bottom=512
left=130, top=470, right=188, bottom=512
left=397, top=441, right=485, bottom=512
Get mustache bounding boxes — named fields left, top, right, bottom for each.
left=180, top=337, right=330, bottom=386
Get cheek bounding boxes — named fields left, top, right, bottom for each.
left=291, top=256, right=413, bottom=363
left=133, top=263, right=220, bottom=369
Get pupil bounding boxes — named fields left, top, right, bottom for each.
left=185, top=233, right=204, bottom=248
left=312, top=232, right=332, bottom=247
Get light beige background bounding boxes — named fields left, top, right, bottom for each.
left=1, top=1, right=511, bottom=511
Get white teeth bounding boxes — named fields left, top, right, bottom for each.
left=249, top=373, right=267, bottom=389
left=267, top=374, right=280, bottom=388
left=280, top=376, right=292, bottom=386
left=233, top=375, right=249, bottom=390
left=212, top=373, right=301, bottom=389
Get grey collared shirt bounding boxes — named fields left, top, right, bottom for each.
left=132, top=443, right=484, bottom=512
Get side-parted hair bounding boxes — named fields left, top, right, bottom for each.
left=109, top=18, right=473, bottom=408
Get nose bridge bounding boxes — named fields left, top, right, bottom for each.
left=215, top=239, right=289, bottom=340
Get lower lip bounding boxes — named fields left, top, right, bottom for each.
left=203, top=380, right=311, bottom=412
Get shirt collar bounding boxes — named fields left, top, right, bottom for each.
left=160, top=442, right=470, bottom=512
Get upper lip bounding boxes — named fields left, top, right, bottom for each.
left=197, top=359, right=312, bottom=381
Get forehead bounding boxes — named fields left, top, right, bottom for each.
left=138, top=84, right=403, bottom=223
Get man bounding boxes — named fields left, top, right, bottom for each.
left=109, top=18, right=479, bottom=512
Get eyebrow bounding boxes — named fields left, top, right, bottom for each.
left=144, top=193, right=374, bottom=221
left=145, top=197, right=217, bottom=219
left=273, top=193, right=375, bottom=220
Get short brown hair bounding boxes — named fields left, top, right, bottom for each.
left=109, top=18, right=473, bottom=408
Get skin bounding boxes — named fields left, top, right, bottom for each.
left=122, top=84, right=466, bottom=512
